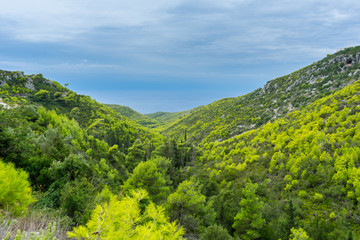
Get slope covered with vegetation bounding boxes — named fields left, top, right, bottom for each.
left=0, top=70, right=164, bottom=153
left=192, top=80, right=360, bottom=239
left=0, top=70, right=195, bottom=239
left=105, top=104, right=161, bottom=128
left=146, top=106, right=203, bottom=125
left=105, top=103, right=204, bottom=130
left=163, top=47, right=360, bottom=144
left=2, top=47, right=360, bottom=240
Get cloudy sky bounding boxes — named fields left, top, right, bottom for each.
left=0, top=0, right=359, bottom=113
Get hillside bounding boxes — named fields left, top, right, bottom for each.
left=106, top=104, right=161, bottom=128
left=105, top=103, right=204, bottom=130
left=162, top=46, right=360, bottom=144
left=2, top=47, right=360, bottom=240
left=0, top=70, right=164, bottom=153
left=146, top=106, right=203, bottom=125
left=192, top=79, right=360, bottom=239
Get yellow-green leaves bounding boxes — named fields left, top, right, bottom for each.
left=0, top=160, right=34, bottom=216
left=68, top=189, right=184, bottom=240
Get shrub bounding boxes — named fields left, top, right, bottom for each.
left=0, top=159, right=34, bottom=215
left=68, top=189, right=184, bottom=239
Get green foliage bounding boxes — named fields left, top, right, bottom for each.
left=125, top=139, right=146, bottom=173
left=2, top=47, right=360, bottom=239
left=233, top=181, right=265, bottom=240
left=166, top=179, right=216, bottom=237
left=0, top=159, right=34, bottom=216
left=59, top=178, right=96, bottom=225
left=200, top=225, right=233, bottom=240
left=163, top=46, right=360, bottom=144
left=106, top=104, right=161, bottom=128
left=67, top=189, right=184, bottom=240
left=196, top=80, right=360, bottom=239
left=122, top=157, right=172, bottom=203
left=289, top=227, right=309, bottom=240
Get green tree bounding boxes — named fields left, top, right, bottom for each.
left=122, top=157, right=171, bottom=203
left=289, top=227, right=309, bottom=240
left=0, top=159, right=35, bottom=215
left=59, top=178, right=96, bottom=224
left=34, top=89, right=50, bottom=101
left=67, top=189, right=184, bottom=240
left=200, top=225, right=233, bottom=240
left=125, top=139, right=146, bottom=173
left=233, top=181, right=265, bottom=240
left=166, top=179, right=215, bottom=236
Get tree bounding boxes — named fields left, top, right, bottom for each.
left=34, top=89, right=50, bottom=101
left=0, top=159, right=35, bottom=215
left=122, top=157, right=171, bottom=203
left=289, top=227, right=309, bottom=240
left=166, top=179, right=215, bottom=236
left=233, top=181, right=265, bottom=240
left=200, top=225, right=233, bottom=240
left=59, top=178, right=96, bottom=225
left=125, top=139, right=145, bottom=173
left=68, top=189, right=184, bottom=240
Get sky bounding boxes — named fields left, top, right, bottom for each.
left=0, top=0, right=359, bottom=113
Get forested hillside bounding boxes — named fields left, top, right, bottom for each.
left=0, top=70, right=195, bottom=239
left=163, top=47, right=360, bottom=144
left=146, top=106, right=203, bottom=125
left=1, top=47, right=360, bottom=240
left=105, top=104, right=161, bottom=128
left=106, top=103, right=204, bottom=130
left=0, top=70, right=164, bottom=153
left=193, top=79, right=360, bottom=239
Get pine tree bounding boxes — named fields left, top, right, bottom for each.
left=233, top=181, right=265, bottom=240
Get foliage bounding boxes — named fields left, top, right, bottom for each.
left=67, top=189, right=184, bottom=240
left=124, top=139, right=146, bottom=173
left=289, top=227, right=309, bottom=240
left=0, top=159, right=34, bottom=216
left=196, top=80, right=360, bottom=239
left=0, top=70, right=164, bottom=154
left=200, top=225, right=233, bottom=240
left=106, top=104, right=161, bottom=128
left=163, top=46, right=360, bottom=144
left=233, top=181, right=265, bottom=240
left=122, top=157, right=172, bottom=203
left=166, top=179, right=216, bottom=237
left=2, top=47, right=360, bottom=239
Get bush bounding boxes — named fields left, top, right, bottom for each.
left=0, top=159, right=34, bottom=215
left=68, top=189, right=184, bottom=239
left=200, top=225, right=233, bottom=240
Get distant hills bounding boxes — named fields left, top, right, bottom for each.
left=107, top=103, right=203, bottom=131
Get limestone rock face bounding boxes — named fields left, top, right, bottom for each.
left=25, top=77, right=35, bottom=91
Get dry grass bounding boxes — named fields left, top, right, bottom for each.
left=0, top=208, right=71, bottom=240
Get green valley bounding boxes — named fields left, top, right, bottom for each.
left=1, top=46, right=360, bottom=240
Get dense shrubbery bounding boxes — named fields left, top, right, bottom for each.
left=1, top=47, right=360, bottom=239
left=68, top=189, right=184, bottom=240
left=163, top=46, right=360, bottom=144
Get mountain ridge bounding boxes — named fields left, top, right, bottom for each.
left=161, top=46, right=360, bottom=144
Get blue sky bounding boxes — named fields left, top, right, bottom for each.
left=0, top=0, right=359, bottom=113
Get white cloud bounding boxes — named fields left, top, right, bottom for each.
left=0, top=0, right=183, bottom=42
left=1, top=0, right=360, bottom=80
